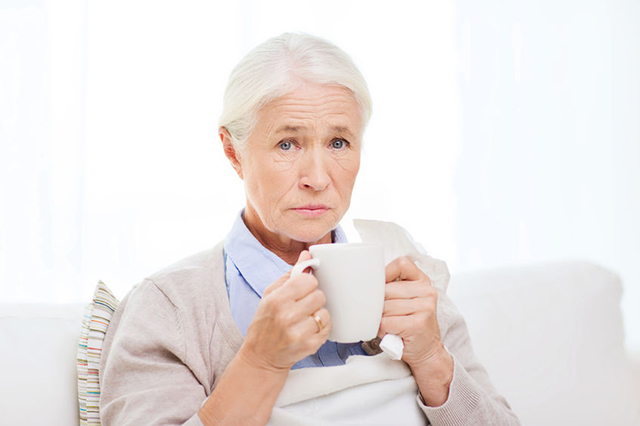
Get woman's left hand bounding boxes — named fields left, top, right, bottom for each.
left=379, top=256, right=454, bottom=406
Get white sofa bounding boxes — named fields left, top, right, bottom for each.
left=1, top=261, right=639, bottom=425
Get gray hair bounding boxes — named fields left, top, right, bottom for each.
left=219, top=33, right=372, bottom=148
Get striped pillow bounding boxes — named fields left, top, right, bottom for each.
left=77, top=281, right=119, bottom=426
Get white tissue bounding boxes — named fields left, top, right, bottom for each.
left=353, top=219, right=450, bottom=292
left=353, top=219, right=451, bottom=360
left=379, top=334, right=404, bottom=360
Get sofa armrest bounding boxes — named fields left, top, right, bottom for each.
left=0, top=303, right=86, bottom=426
left=448, top=261, right=640, bottom=426
left=630, top=350, right=640, bottom=402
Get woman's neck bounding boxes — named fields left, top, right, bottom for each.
left=242, top=209, right=332, bottom=265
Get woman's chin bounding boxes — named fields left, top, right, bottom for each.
left=286, top=223, right=336, bottom=244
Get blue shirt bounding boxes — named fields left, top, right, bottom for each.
left=223, top=211, right=367, bottom=369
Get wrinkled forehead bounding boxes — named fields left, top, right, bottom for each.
left=255, top=83, right=364, bottom=138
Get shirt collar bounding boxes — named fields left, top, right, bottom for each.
left=224, top=210, right=347, bottom=298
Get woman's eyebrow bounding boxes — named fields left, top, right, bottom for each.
left=274, top=125, right=302, bottom=134
left=273, top=124, right=354, bottom=137
left=331, top=126, right=354, bottom=137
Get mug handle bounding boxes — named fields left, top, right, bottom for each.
left=290, top=258, right=321, bottom=277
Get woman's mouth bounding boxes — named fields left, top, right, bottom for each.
left=291, top=205, right=330, bottom=217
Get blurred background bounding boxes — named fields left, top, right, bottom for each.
left=1, top=0, right=638, bottom=351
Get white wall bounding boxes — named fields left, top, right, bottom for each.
left=1, top=0, right=638, bottom=350
left=451, top=0, right=640, bottom=351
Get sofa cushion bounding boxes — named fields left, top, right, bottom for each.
left=448, top=261, right=640, bottom=425
left=77, top=281, right=119, bottom=426
left=0, top=302, right=86, bottom=425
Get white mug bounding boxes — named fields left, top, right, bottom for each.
left=291, top=243, right=385, bottom=343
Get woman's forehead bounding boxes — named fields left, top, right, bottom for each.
left=257, top=84, right=363, bottom=135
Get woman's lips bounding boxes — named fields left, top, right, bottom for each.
left=291, top=205, right=330, bottom=217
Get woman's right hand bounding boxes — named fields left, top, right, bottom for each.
left=199, top=251, right=331, bottom=425
left=238, top=250, right=331, bottom=372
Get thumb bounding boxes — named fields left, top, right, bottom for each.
left=263, top=250, right=313, bottom=297
left=291, top=250, right=314, bottom=276
left=297, top=250, right=312, bottom=263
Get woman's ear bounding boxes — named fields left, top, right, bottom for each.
left=219, top=127, right=244, bottom=179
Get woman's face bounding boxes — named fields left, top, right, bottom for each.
left=225, top=82, right=363, bottom=246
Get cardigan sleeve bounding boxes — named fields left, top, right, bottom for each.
left=417, top=291, right=521, bottom=425
left=99, top=280, right=207, bottom=426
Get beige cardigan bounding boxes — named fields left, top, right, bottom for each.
left=99, top=241, right=520, bottom=425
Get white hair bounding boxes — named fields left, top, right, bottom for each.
left=219, top=33, right=372, bottom=148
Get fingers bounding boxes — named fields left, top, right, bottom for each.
left=276, top=305, right=332, bottom=354
left=283, top=272, right=321, bottom=302
left=379, top=258, right=438, bottom=341
left=380, top=258, right=447, bottom=369
left=297, top=250, right=313, bottom=263
left=383, top=298, right=428, bottom=316
left=380, top=313, right=430, bottom=337
left=261, top=252, right=328, bottom=337
left=243, top=250, right=333, bottom=371
left=277, top=307, right=330, bottom=342
left=298, top=284, right=327, bottom=314
left=308, top=307, right=331, bottom=336
left=381, top=289, right=437, bottom=326
left=263, top=250, right=313, bottom=297
left=385, top=256, right=425, bottom=283
left=262, top=273, right=290, bottom=297
left=384, top=256, right=433, bottom=301
left=385, top=279, right=434, bottom=300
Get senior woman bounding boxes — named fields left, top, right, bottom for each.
left=99, top=33, right=519, bottom=425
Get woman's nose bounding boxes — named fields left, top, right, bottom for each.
left=299, top=148, right=330, bottom=191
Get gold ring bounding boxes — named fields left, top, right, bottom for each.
left=312, top=314, right=324, bottom=333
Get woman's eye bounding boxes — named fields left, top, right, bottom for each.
left=331, top=139, right=348, bottom=149
left=279, top=141, right=293, bottom=151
